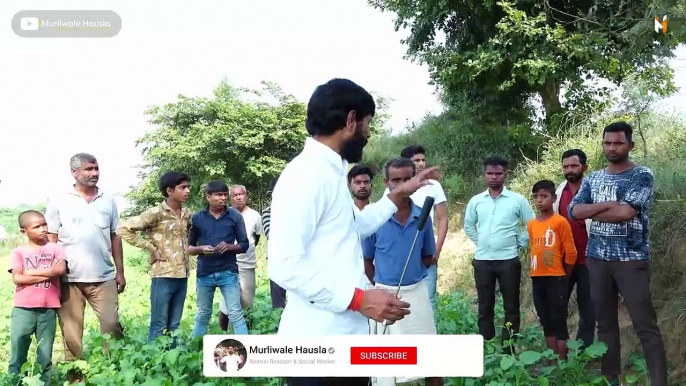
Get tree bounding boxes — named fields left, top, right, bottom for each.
left=125, top=80, right=308, bottom=215
left=125, top=80, right=394, bottom=215
left=370, top=0, right=685, bottom=132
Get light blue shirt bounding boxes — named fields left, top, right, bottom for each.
left=463, top=187, right=535, bottom=261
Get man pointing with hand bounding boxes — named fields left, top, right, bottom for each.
left=268, top=78, right=439, bottom=386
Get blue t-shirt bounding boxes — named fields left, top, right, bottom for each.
left=568, top=165, right=653, bottom=262
left=362, top=202, right=437, bottom=286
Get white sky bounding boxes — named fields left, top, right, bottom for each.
left=0, top=1, right=684, bottom=210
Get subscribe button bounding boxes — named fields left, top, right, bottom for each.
left=350, top=347, right=417, bottom=365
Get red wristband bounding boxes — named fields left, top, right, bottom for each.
left=349, top=288, right=364, bottom=312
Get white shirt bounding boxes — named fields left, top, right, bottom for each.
left=220, top=353, right=240, bottom=371
left=383, top=179, right=447, bottom=220
left=236, top=207, right=262, bottom=269
left=268, top=137, right=398, bottom=336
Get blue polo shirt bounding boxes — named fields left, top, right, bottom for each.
left=189, top=206, right=249, bottom=277
left=362, top=201, right=436, bottom=287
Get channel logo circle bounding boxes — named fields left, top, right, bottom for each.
left=214, top=338, right=247, bottom=372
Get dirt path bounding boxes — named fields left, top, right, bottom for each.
left=436, top=230, right=475, bottom=295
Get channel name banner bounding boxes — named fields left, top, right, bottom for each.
left=204, top=334, right=484, bottom=378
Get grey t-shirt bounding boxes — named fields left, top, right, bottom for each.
left=236, top=207, right=262, bottom=269
left=44, top=188, right=120, bottom=283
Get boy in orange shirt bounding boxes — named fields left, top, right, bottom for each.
left=528, top=180, right=577, bottom=360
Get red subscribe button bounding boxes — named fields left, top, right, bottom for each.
left=350, top=347, right=418, bottom=365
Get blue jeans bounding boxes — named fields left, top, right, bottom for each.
left=148, top=277, right=188, bottom=344
left=427, top=264, right=438, bottom=313
left=193, top=270, right=248, bottom=337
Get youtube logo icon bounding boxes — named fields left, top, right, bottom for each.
left=20, top=17, right=39, bottom=30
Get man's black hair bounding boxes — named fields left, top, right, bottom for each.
left=347, top=164, right=375, bottom=183
left=532, top=180, right=557, bottom=196
left=561, top=149, right=587, bottom=165
left=603, top=121, right=633, bottom=142
left=158, top=171, right=190, bottom=198
left=305, top=78, right=376, bottom=137
left=483, top=156, right=509, bottom=169
left=205, top=180, right=229, bottom=195
left=383, top=157, right=416, bottom=179
left=400, top=145, right=425, bottom=159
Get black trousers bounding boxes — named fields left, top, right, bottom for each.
left=587, top=258, right=668, bottom=386
left=286, top=377, right=370, bottom=386
left=472, top=257, right=521, bottom=347
left=566, top=264, right=596, bottom=349
left=532, top=276, right=569, bottom=340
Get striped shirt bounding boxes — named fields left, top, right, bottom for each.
left=262, top=206, right=271, bottom=240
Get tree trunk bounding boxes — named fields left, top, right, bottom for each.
left=539, top=77, right=563, bottom=134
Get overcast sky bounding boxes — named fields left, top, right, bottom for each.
left=0, top=1, right=683, bottom=209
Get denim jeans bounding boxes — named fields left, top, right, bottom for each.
left=426, top=264, right=438, bottom=312
left=148, top=277, right=188, bottom=343
left=193, top=269, right=248, bottom=337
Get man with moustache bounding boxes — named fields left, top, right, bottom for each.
left=44, top=153, right=125, bottom=383
left=569, top=122, right=667, bottom=386
left=552, top=149, right=595, bottom=350
left=268, top=78, right=438, bottom=386
left=348, top=164, right=375, bottom=212
left=464, top=156, right=535, bottom=354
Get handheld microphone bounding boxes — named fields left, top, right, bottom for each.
left=415, top=197, right=434, bottom=231
left=380, top=196, right=435, bottom=335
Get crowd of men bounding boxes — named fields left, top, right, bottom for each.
left=5, top=77, right=668, bottom=386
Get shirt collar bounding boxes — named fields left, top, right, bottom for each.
left=482, top=186, right=511, bottom=198
left=303, top=137, right=347, bottom=175
left=69, top=185, right=103, bottom=200
left=161, top=201, right=189, bottom=217
left=203, top=205, right=228, bottom=218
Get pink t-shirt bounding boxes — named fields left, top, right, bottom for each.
left=8, top=243, right=65, bottom=308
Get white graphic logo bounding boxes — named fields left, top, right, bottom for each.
left=20, top=17, right=39, bottom=31
left=544, top=227, right=556, bottom=247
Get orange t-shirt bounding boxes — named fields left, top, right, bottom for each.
left=527, top=213, right=577, bottom=277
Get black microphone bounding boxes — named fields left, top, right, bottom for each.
left=416, top=196, right=435, bottom=231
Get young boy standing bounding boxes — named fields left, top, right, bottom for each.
left=528, top=180, right=577, bottom=360
left=117, top=171, right=193, bottom=344
left=8, top=210, right=67, bottom=384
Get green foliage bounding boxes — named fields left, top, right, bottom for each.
left=436, top=293, right=614, bottom=385
left=362, top=108, right=544, bottom=203
left=0, top=241, right=633, bottom=386
left=125, top=80, right=308, bottom=215
left=125, top=81, right=395, bottom=217
left=509, top=109, right=686, bottom=308
left=370, top=0, right=686, bottom=127
left=0, top=205, right=46, bottom=235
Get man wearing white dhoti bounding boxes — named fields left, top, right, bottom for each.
left=363, top=158, right=442, bottom=386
